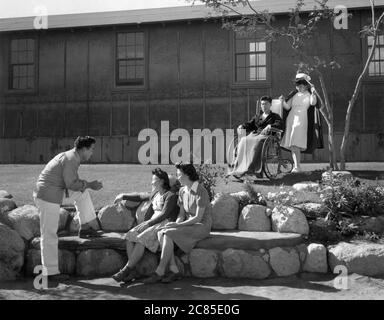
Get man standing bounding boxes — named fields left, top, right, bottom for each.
left=33, top=136, right=103, bottom=282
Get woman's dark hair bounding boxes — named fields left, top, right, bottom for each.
left=260, top=96, right=272, bottom=103
left=74, top=136, right=96, bottom=150
left=295, top=79, right=309, bottom=86
left=152, top=168, right=171, bottom=190
left=175, top=163, right=199, bottom=182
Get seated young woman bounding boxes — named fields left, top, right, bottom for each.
left=142, top=163, right=212, bottom=284
left=228, top=95, right=283, bottom=179
left=111, top=168, right=179, bottom=283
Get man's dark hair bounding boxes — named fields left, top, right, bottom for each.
left=74, top=136, right=96, bottom=150
left=260, top=96, right=272, bottom=103
left=175, top=163, right=199, bottom=182
left=152, top=168, right=171, bottom=191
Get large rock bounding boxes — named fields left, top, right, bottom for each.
left=221, top=249, right=271, bottom=279
left=189, top=249, right=218, bottom=278
left=25, top=249, right=76, bottom=276
left=328, top=242, right=384, bottom=276
left=76, top=249, right=126, bottom=277
left=0, top=190, right=13, bottom=199
left=0, top=223, right=25, bottom=281
left=308, top=218, right=340, bottom=243
left=269, top=247, right=300, bottom=277
left=211, top=193, right=239, bottom=230
left=238, top=205, right=271, bottom=231
left=303, top=243, right=328, bottom=273
left=322, top=171, right=353, bottom=183
left=3, top=205, right=40, bottom=240
left=359, top=216, right=384, bottom=234
left=293, top=203, right=326, bottom=220
left=0, top=198, right=17, bottom=216
left=135, top=251, right=159, bottom=276
left=292, top=183, right=320, bottom=192
left=98, top=202, right=136, bottom=232
left=271, top=206, right=309, bottom=235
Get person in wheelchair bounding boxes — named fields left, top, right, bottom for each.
left=228, top=95, right=283, bottom=179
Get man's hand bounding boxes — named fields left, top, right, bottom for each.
left=310, top=85, right=316, bottom=94
left=136, top=221, right=150, bottom=233
left=164, top=222, right=179, bottom=229
left=279, top=95, right=285, bottom=102
left=88, top=180, right=103, bottom=191
left=260, top=125, right=271, bottom=135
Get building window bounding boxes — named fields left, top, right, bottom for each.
left=9, top=38, right=36, bottom=90
left=368, top=35, right=384, bottom=77
left=234, top=33, right=267, bottom=82
left=116, top=32, right=145, bottom=86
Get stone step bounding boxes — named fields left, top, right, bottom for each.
left=196, top=231, right=304, bottom=251
left=30, top=231, right=303, bottom=252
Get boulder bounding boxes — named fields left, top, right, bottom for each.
left=292, top=182, right=320, bottom=192
left=308, top=218, right=340, bottom=243
left=0, top=198, right=17, bottom=216
left=293, top=203, right=326, bottom=220
left=359, top=216, right=384, bottom=234
left=76, top=249, right=126, bottom=277
left=98, top=202, right=136, bottom=232
left=135, top=251, right=158, bottom=277
left=211, top=193, right=239, bottom=230
left=221, top=249, right=271, bottom=279
left=3, top=205, right=40, bottom=240
left=322, top=171, right=353, bottom=183
left=25, top=249, right=76, bottom=276
left=303, top=243, right=328, bottom=273
left=328, top=242, right=384, bottom=277
left=269, top=247, right=300, bottom=277
left=271, top=205, right=309, bottom=235
left=238, top=205, right=271, bottom=231
left=0, top=190, right=13, bottom=199
left=189, top=249, right=218, bottom=278
left=0, top=223, right=25, bottom=281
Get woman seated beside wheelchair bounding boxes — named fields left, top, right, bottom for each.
left=228, top=95, right=283, bottom=179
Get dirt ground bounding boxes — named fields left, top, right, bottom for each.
left=1, top=273, right=384, bottom=300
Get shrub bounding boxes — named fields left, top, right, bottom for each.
left=320, top=178, right=384, bottom=221
left=194, top=164, right=227, bottom=201
left=237, top=182, right=267, bottom=208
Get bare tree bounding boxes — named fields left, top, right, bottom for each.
left=339, top=0, right=384, bottom=170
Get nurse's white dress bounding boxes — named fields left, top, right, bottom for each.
left=281, top=91, right=311, bottom=151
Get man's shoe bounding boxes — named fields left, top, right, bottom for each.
left=161, top=272, right=183, bottom=283
left=112, top=266, right=133, bottom=283
left=142, top=272, right=164, bottom=284
left=47, top=273, right=70, bottom=282
left=78, top=228, right=102, bottom=238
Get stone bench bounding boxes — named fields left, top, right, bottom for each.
left=26, top=230, right=314, bottom=279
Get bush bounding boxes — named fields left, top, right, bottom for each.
left=236, top=182, right=267, bottom=208
left=321, top=178, right=384, bottom=221
left=194, top=164, right=227, bottom=201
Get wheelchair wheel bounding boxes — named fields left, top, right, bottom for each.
left=262, top=136, right=287, bottom=180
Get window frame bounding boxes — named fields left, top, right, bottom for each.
left=362, top=33, right=384, bottom=82
left=6, top=34, right=39, bottom=95
left=230, top=30, right=271, bottom=88
left=112, top=28, right=148, bottom=92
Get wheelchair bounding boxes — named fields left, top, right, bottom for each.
left=227, top=100, right=293, bottom=181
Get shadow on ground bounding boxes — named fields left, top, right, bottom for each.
left=0, top=274, right=344, bottom=300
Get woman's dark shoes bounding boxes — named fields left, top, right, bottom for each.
left=78, top=228, right=102, bottom=239
left=161, top=271, right=183, bottom=283
left=123, top=269, right=140, bottom=283
left=112, top=266, right=133, bottom=283
left=142, top=272, right=164, bottom=284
